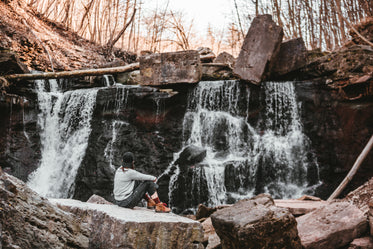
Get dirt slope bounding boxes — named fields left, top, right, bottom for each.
left=0, top=0, right=135, bottom=72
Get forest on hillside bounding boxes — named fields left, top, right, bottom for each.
left=25, top=0, right=372, bottom=56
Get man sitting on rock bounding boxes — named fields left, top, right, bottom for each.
left=113, top=152, right=170, bottom=213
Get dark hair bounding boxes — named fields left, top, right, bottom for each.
left=122, top=152, right=134, bottom=167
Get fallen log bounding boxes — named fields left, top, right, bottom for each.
left=328, top=134, right=373, bottom=201
left=5, top=62, right=140, bottom=81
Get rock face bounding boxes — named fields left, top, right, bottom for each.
left=297, top=202, right=368, bottom=249
left=271, top=37, right=307, bottom=77
left=73, top=86, right=187, bottom=202
left=140, top=50, right=202, bottom=85
left=233, top=14, right=283, bottom=84
left=0, top=168, right=90, bottom=249
left=50, top=198, right=204, bottom=249
left=211, top=194, right=302, bottom=249
left=343, top=176, right=373, bottom=214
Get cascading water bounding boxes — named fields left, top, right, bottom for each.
left=27, top=79, right=98, bottom=198
left=168, top=80, right=320, bottom=213
left=103, top=85, right=131, bottom=169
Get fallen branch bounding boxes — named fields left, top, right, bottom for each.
left=328, top=135, right=373, bottom=201
left=5, top=62, right=140, bottom=81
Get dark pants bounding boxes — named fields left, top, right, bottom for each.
left=115, top=181, right=158, bottom=208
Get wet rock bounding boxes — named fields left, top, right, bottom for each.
left=51, top=198, right=204, bottom=249
left=233, top=14, right=283, bottom=85
left=211, top=194, right=301, bottom=249
left=140, top=50, right=202, bottom=85
left=271, top=37, right=307, bottom=77
left=0, top=168, right=90, bottom=249
left=176, top=145, right=207, bottom=167
left=214, top=52, right=235, bottom=66
left=348, top=237, right=373, bottom=249
left=197, top=47, right=215, bottom=62
left=297, top=202, right=368, bottom=249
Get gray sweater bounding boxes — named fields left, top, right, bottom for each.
left=113, top=167, right=156, bottom=201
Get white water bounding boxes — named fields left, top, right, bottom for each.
left=28, top=79, right=98, bottom=198
left=104, top=85, right=130, bottom=169
left=169, top=80, right=320, bottom=209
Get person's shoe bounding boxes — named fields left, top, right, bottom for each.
left=155, top=203, right=171, bottom=213
left=147, top=198, right=156, bottom=209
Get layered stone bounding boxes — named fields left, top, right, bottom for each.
left=140, top=50, right=202, bottom=85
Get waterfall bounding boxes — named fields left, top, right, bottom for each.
left=168, top=80, right=320, bottom=212
left=103, top=85, right=131, bottom=169
left=28, top=79, right=98, bottom=198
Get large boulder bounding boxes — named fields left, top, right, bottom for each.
left=211, top=194, right=302, bottom=249
left=140, top=50, right=202, bottom=85
left=297, top=202, right=368, bottom=249
left=271, top=37, right=307, bottom=77
left=202, top=64, right=236, bottom=81
left=50, top=198, right=204, bottom=249
left=233, top=14, right=283, bottom=85
left=0, top=168, right=90, bottom=249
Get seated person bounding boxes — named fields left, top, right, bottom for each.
left=113, top=152, right=170, bottom=213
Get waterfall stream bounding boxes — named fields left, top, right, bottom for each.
left=28, top=79, right=98, bottom=198
left=168, top=80, right=320, bottom=212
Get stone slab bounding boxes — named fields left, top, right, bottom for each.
left=233, top=14, right=283, bottom=85
left=274, top=199, right=327, bottom=216
left=50, top=198, right=204, bottom=249
left=140, top=50, right=202, bottom=85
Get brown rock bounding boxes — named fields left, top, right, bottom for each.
left=271, top=37, right=307, bottom=77
left=214, top=52, right=235, bottom=66
left=297, top=202, right=368, bottom=249
left=348, top=237, right=373, bottom=249
left=140, top=50, right=202, bottom=85
left=233, top=14, right=283, bottom=85
left=211, top=194, right=301, bottom=249
left=0, top=171, right=90, bottom=249
left=344, top=177, right=373, bottom=214
left=196, top=204, right=217, bottom=220
left=201, top=63, right=236, bottom=81
left=51, top=199, right=204, bottom=249
left=197, top=47, right=215, bottom=62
